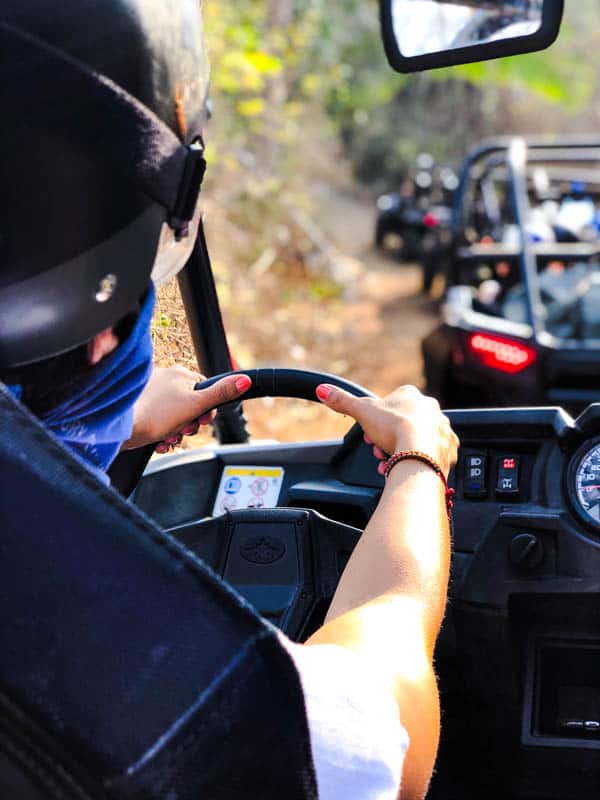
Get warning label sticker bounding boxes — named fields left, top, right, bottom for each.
left=212, top=465, right=285, bottom=516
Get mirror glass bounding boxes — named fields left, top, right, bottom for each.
left=392, top=0, right=543, bottom=58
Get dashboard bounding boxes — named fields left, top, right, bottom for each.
left=133, top=403, right=600, bottom=800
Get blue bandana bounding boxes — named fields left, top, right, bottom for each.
left=9, top=285, right=155, bottom=482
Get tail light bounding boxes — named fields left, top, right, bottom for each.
left=468, top=332, right=536, bottom=374
left=423, top=212, right=438, bottom=228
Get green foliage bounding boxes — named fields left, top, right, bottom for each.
left=447, top=18, right=595, bottom=111
left=308, top=277, right=344, bottom=301
left=204, top=1, right=400, bottom=159
left=204, top=0, right=600, bottom=192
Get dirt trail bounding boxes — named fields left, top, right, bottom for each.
left=308, top=180, right=437, bottom=392
left=222, top=181, right=438, bottom=442
left=154, top=178, right=439, bottom=445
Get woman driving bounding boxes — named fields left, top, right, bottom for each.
left=0, top=3, right=458, bottom=798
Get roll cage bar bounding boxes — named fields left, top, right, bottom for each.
left=450, top=137, right=600, bottom=343
left=178, top=226, right=250, bottom=444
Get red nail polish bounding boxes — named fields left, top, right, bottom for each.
left=235, top=375, right=252, bottom=392
left=316, top=385, right=332, bottom=401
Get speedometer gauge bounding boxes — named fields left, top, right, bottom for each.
left=569, top=438, right=600, bottom=531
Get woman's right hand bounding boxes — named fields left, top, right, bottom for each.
left=315, top=383, right=459, bottom=477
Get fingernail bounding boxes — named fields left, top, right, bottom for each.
left=156, top=443, right=169, bottom=454
left=316, top=384, right=333, bottom=401
left=364, top=433, right=373, bottom=445
left=235, top=375, right=252, bottom=392
left=182, top=425, right=196, bottom=435
left=165, top=436, right=179, bottom=445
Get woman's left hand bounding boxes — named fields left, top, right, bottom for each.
left=122, top=365, right=251, bottom=451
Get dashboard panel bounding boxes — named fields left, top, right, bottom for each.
left=133, top=404, right=600, bottom=800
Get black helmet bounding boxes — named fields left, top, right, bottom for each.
left=0, top=0, right=210, bottom=368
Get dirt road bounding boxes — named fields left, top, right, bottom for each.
left=307, top=179, right=438, bottom=391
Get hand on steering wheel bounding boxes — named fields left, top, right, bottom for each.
left=109, top=368, right=371, bottom=495
left=122, top=365, right=253, bottom=452
left=315, top=382, right=458, bottom=477
left=197, top=369, right=457, bottom=476
left=110, top=367, right=457, bottom=495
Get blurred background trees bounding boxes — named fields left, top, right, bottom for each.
left=204, top=0, right=600, bottom=195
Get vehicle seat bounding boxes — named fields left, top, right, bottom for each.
left=0, top=384, right=316, bottom=800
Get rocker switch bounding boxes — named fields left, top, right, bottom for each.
left=464, top=453, right=487, bottom=498
left=496, top=456, right=520, bottom=496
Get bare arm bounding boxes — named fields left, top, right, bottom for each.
left=305, top=385, right=458, bottom=800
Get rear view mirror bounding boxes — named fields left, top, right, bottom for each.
left=380, top=0, right=564, bottom=73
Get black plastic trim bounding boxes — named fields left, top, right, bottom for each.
left=575, top=405, right=600, bottom=438
left=447, top=406, right=574, bottom=440
left=286, top=479, right=379, bottom=524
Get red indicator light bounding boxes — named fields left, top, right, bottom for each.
left=423, top=212, right=438, bottom=228
left=468, top=333, right=536, bottom=374
left=503, top=458, right=516, bottom=470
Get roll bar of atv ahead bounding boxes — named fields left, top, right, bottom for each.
left=451, top=136, right=600, bottom=233
left=450, top=136, right=600, bottom=344
left=506, top=138, right=545, bottom=339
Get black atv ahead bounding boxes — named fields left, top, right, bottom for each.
left=374, top=157, right=458, bottom=285
left=423, top=138, right=600, bottom=416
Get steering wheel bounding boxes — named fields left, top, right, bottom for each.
left=109, top=368, right=375, bottom=495
left=192, top=367, right=375, bottom=404
left=108, top=368, right=377, bottom=640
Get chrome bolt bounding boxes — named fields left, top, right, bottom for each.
left=95, top=274, right=117, bottom=303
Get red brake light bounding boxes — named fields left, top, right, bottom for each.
left=423, top=212, right=438, bottom=228
left=468, top=333, right=536, bottom=374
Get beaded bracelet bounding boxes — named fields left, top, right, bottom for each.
left=382, top=449, right=455, bottom=520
